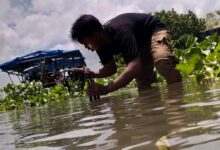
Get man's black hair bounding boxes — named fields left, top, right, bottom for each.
left=71, top=14, right=103, bottom=42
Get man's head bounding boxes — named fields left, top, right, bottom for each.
left=71, top=14, right=106, bottom=51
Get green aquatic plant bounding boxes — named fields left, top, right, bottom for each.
left=0, top=81, right=78, bottom=112
left=174, top=33, right=220, bottom=83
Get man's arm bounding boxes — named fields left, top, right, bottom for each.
left=73, top=59, right=117, bottom=78
left=93, top=59, right=117, bottom=78
left=106, top=56, right=141, bottom=93
left=87, top=56, right=141, bottom=96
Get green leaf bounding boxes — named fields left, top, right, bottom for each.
left=186, top=35, right=197, bottom=49
left=176, top=62, right=194, bottom=76
left=214, top=43, right=220, bottom=62
left=188, top=54, right=200, bottom=65
left=196, top=74, right=205, bottom=83
left=199, top=39, right=211, bottom=49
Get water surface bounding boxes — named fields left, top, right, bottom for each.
left=1, top=82, right=220, bottom=150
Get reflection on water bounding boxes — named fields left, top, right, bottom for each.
left=1, top=82, right=220, bottom=149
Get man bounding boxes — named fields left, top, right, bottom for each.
left=71, top=13, right=182, bottom=96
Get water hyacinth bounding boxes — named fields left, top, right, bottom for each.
left=0, top=81, right=82, bottom=112
left=174, top=33, right=220, bottom=83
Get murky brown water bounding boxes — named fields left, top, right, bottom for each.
left=1, top=82, right=220, bottom=150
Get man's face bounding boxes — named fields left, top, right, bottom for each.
left=80, top=32, right=102, bottom=52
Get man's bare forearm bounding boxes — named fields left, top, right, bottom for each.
left=106, top=57, right=140, bottom=93
left=106, top=69, right=135, bottom=93
left=92, top=59, right=117, bottom=78
left=93, top=67, right=116, bottom=78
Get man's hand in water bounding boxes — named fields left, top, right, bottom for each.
left=87, top=83, right=108, bottom=96
left=73, top=66, right=95, bottom=77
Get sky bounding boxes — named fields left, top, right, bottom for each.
left=0, top=0, right=220, bottom=88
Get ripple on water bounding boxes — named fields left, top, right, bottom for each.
left=2, top=83, right=220, bottom=149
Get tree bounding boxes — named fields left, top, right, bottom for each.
left=154, top=9, right=206, bottom=40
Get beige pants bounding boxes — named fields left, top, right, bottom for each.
left=136, top=30, right=182, bottom=89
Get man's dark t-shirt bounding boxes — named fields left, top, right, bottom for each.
left=96, top=13, right=166, bottom=65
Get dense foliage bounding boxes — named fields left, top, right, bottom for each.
left=0, top=81, right=84, bottom=112
left=154, top=9, right=206, bottom=41
left=174, top=33, right=220, bottom=83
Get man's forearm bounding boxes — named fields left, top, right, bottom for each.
left=106, top=57, right=141, bottom=93
left=92, top=60, right=117, bottom=78
left=93, top=67, right=116, bottom=78
left=106, top=69, right=135, bottom=93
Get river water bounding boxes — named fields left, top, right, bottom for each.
left=1, top=82, right=220, bottom=150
